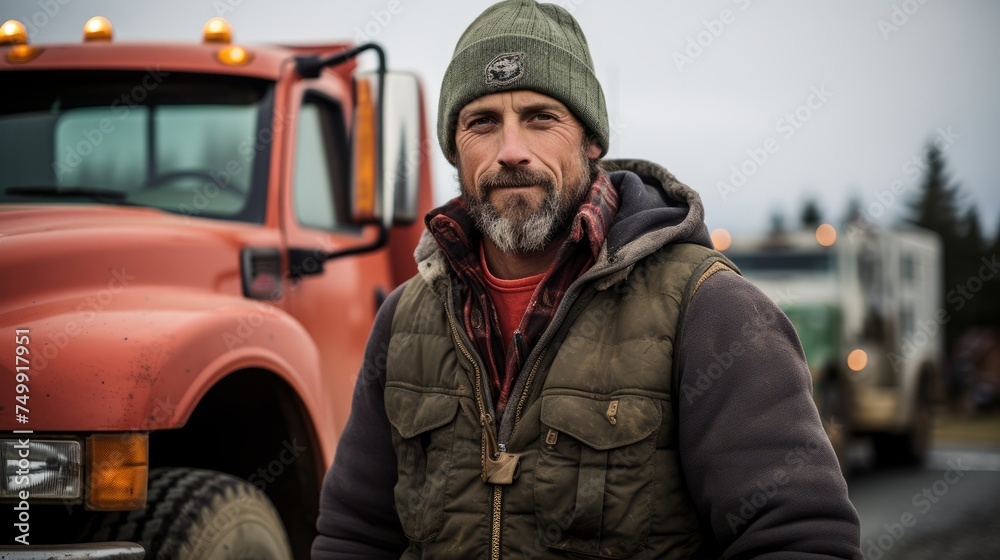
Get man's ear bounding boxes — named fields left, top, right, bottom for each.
left=585, top=138, right=602, bottom=159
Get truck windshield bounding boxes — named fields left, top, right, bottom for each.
left=0, top=71, right=273, bottom=223
left=728, top=251, right=835, bottom=275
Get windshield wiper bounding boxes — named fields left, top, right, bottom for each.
left=5, top=186, right=131, bottom=204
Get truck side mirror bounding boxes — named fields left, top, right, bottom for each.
left=350, top=70, right=422, bottom=228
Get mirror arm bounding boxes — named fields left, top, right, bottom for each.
left=288, top=224, right=389, bottom=281
left=289, top=41, right=394, bottom=281
left=295, top=42, right=386, bottom=79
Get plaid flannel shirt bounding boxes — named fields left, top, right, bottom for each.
left=426, top=173, right=620, bottom=415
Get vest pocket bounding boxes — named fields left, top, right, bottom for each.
left=535, top=393, right=661, bottom=558
left=384, top=387, right=461, bottom=543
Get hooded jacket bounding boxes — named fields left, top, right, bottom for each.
left=312, top=160, right=863, bottom=559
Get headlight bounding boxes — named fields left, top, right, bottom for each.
left=1, top=439, right=82, bottom=500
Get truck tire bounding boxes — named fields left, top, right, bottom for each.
left=90, top=468, right=293, bottom=560
left=874, top=380, right=933, bottom=467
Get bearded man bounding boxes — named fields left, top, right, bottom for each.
left=312, top=1, right=862, bottom=558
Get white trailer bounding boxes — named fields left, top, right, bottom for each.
left=724, top=224, right=943, bottom=466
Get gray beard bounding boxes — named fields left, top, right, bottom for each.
left=466, top=189, right=572, bottom=254
left=458, top=147, right=599, bottom=255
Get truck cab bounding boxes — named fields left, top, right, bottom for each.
left=724, top=224, right=943, bottom=469
left=0, top=16, right=432, bottom=558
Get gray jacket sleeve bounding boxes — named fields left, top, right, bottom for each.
left=675, top=271, right=863, bottom=559
left=311, top=284, right=408, bottom=560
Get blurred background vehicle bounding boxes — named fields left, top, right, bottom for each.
left=724, top=223, right=943, bottom=467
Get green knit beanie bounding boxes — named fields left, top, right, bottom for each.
left=438, top=0, right=609, bottom=162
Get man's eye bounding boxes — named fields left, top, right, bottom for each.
left=469, top=117, right=494, bottom=128
left=533, top=113, right=556, bottom=122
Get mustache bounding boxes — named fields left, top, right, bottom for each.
left=478, top=167, right=555, bottom=193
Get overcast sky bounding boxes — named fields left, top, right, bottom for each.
left=11, top=0, right=1000, bottom=238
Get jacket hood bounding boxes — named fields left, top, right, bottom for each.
left=415, top=158, right=714, bottom=292
left=602, top=158, right=713, bottom=261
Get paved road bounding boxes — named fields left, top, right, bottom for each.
left=848, top=443, right=1000, bottom=560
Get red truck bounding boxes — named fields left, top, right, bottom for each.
left=0, top=16, right=432, bottom=559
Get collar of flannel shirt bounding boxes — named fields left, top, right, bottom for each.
left=425, top=171, right=620, bottom=416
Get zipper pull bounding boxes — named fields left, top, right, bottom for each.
left=480, top=414, right=520, bottom=485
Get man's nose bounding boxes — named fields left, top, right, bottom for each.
left=496, top=123, right=531, bottom=168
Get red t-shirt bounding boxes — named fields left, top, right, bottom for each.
left=479, top=248, right=545, bottom=354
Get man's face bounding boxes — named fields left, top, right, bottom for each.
left=454, top=90, right=602, bottom=254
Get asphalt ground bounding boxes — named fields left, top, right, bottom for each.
left=848, top=411, right=1000, bottom=560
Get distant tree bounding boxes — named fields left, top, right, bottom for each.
left=990, top=213, right=1000, bottom=330
left=905, top=146, right=983, bottom=354
left=958, top=207, right=985, bottom=254
left=991, top=212, right=1000, bottom=256
left=769, top=211, right=786, bottom=236
left=956, top=207, right=991, bottom=328
left=800, top=198, right=823, bottom=229
left=906, top=146, right=962, bottom=244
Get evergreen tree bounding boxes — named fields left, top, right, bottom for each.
left=769, top=211, right=786, bottom=236
left=845, top=197, right=862, bottom=223
left=906, top=146, right=962, bottom=240
left=958, top=207, right=985, bottom=254
left=905, top=145, right=966, bottom=352
left=801, top=198, right=823, bottom=230
left=981, top=212, right=1000, bottom=335
left=956, top=207, right=988, bottom=328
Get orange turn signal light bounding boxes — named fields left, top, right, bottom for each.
left=353, top=78, right=378, bottom=223
left=86, top=433, right=148, bottom=511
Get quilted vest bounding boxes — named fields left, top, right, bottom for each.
left=384, top=242, right=733, bottom=559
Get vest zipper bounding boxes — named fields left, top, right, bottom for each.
left=513, top=353, right=544, bottom=426
left=446, top=311, right=489, bottom=422
left=446, top=308, right=505, bottom=559
left=491, top=485, right=503, bottom=560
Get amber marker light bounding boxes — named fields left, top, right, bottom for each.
left=6, top=44, right=43, bottom=64
left=847, top=349, right=868, bottom=372
left=83, top=16, right=113, bottom=42
left=203, top=17, right=232, bottom=44
left=711, top=228, right=733, bottom=251
left=352, top=77, right=378, bottom=223
left=816, top=223, right=837, bottom=247
left=1, top=20, right=28, bottom=46
left=86, top=433, right=148, bottom=511
left=216, top=45, right=253, bottom=66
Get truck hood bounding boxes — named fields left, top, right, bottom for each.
left=0, top=204, right=293, bottom=431
left=0, top=204, right=274, bottom=315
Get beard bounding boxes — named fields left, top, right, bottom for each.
left=459, top=149, right=599, bottom=255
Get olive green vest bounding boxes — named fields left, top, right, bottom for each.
left=384, top=243, right=733, bottom=559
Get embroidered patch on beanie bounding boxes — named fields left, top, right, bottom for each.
left=485, top=52, right=526, bottom=85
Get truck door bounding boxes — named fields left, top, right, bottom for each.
left=279, top=77, right=393, bottom=444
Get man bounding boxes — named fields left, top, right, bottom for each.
left=313, top=1, right=862, bottom=558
